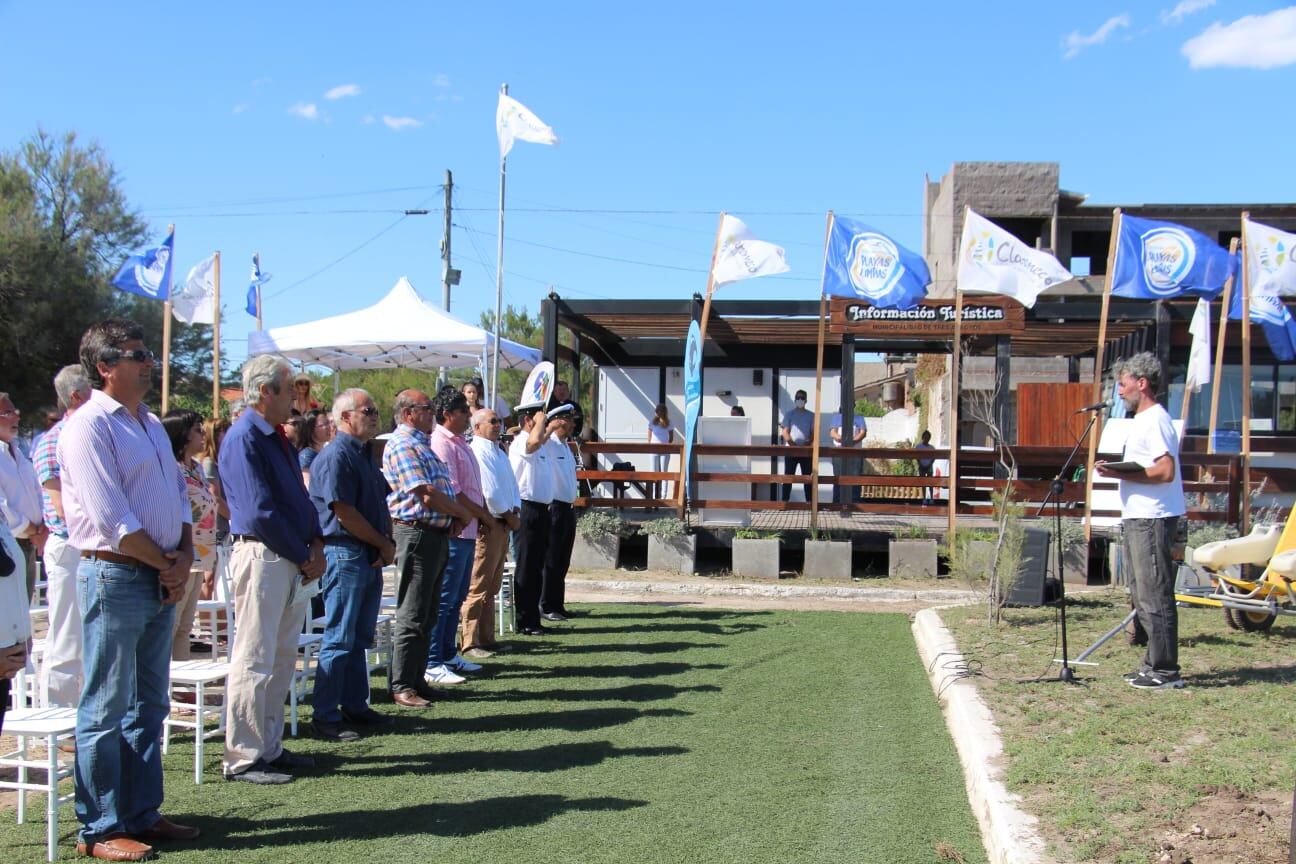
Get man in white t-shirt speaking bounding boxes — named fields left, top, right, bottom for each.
left=1096, top=352, right=1186, bottom=690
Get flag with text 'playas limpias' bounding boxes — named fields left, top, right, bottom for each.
left=956, top=208, right=1070, bottom=309
left=112, top=229, right=174, bottom=301
left=821, top=216, right=929, bottom=310
left=1229, top=288, right=1296, bottom=362
left=710, top=214, right=790, bottom=288
left=1110, top=214, right=1233, bottom=300
left=1244, top=217, right=1296, bottom=297
left=246, top=254, right=272, bottom=317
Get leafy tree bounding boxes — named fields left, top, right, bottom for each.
left=479, top=303, right=543, bottom=410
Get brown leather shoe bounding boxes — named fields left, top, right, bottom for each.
left=391, top=689, right=432, bottom=708
left=75, top=833, right=156, bottom=861
left=136, top=816, right=200, bottom=843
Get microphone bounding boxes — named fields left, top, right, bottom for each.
left=1074, top=399, right=1112, bottom=414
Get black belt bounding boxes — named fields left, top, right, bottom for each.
left=232, top=534, right=261, bottom=544
left=393, top=519, right=450, bottom=533
left=521, top=499, right=550, bottom=509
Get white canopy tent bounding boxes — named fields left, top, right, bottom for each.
left=247, top=277, right=541, bottom=375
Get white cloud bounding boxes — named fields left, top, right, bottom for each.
left=325, top=83, right=361, bottom=100
left=382, top=115, right=421, bottom=131
left=1063, top=13, right=1132, bottom=58
left=362, top=114, right=376, bottom=125
left=288, top=101, right=319, bottom=120
left=1161, top=0, right=1214, bottom=25
left=433, top=73, right=451, bottom=89
left=231, top=103, right=250, bottom=115
left=251, top=77, right=272, bottom=88
left=1182, top=7, right=1296, bottom=69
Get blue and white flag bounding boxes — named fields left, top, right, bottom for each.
left=682, top=320, right=702, bottom=504
left=1110, top=215, right=1234, bottom=300
left=111, top=229, right=174, bottom=301
left=246, top=254, right=271, bottom=317
left=822, top=216, right=930, bottom=310
left=1229, top=288, right=1296, bottom=362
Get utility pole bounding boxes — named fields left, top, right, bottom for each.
left=441, top=169, right=457, bottom=312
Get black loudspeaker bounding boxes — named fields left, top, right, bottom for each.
left=1006, top=528, right=1051, bottom=607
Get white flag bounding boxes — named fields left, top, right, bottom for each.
left=496, top=93, right=558, bottom=158
left=710, top=214, right=790, bottom=287
left=1185, top=297, right=1212, bottom=393
left=172, top=254, right=217, bottom=324
left=956, top=208, right=1071, bottom=308
left=1244, top=217, right=1296, bottom=297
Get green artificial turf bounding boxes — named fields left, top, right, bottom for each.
left=1, top=605, right=985, bottom=863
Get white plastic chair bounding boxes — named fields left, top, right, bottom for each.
left=0, top=705, right=78, bottom=861
left=497, top=560, right=516, bottom=637
left=193, top=542, right=235, bottom=660
left=162, top=660, right=230, bottom=784
left=288, top=607, right=322, bottom=737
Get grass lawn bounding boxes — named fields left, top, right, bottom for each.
left=1, top=604, right=985, bottom=863
left=943, top=591, right=1296, bottom=864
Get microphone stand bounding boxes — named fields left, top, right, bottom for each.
left=1036, top=405, right=1106, bottom=684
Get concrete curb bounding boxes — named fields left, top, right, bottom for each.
left=567, top=576, right=978, bottom=605
left=912, top=608, right=1053, bottom=864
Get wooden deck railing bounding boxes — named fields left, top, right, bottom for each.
left=574, top=440, right=1278, bottom=527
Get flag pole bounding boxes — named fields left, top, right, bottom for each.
left=160, top=223, right=175, bottom=416
left=1241, top=213, right=1253, bottom=533
left=491, top=83, right=509, bottom=413
left=212, top=251, right=221, bottom=418
left=676, top=211, right=727, bottom=516
left=810, top=211, right=834, bottom=535
left=947, top=283, right=964, bottom=538
left=1083, top=208, right=1121, bottom=541
left=1206, top=238, right=1239, bottom=455
left=254, top=251, right=264, bottom=331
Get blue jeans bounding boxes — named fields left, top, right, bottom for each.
left=75, top=558, right=175, bottom=844
left=312, top=542, right=382, bottom=723
left=428, top=538, right=474, bottom=666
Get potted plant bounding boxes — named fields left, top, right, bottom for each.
left=732, top=528, right=781, bottom=579
left=803, top=529, right=852, bottom=580
left=571, top=511, right=630, bottom=570
left=888, top=523, right=937, bottom=579
left=643, top=517, right=696, bottom=574
left=1045, top=518, right=1089, bottom=584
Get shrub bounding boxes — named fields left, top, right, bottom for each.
left=577, top=511, right=634, bottom=539
left=734, top=528, right=779, bottom=540
left=641, top=517, right=689, bottom=539
left=1185, top=522, right=1239, bottom=549
left=892, top=523, right=928, bottom=541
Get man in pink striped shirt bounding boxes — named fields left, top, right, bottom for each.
left=425, top=387, right=495, bottom=685
left=58, top=318, right=198, bottom=861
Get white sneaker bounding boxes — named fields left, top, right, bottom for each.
left=446, top=654, right=482, bottom=673
left=423, top=664, right=466, bottom=686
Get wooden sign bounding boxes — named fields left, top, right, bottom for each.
left=828, top=295, right=1025, bottom=337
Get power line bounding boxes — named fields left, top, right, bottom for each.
left=143, top=183, right=446, bottom=212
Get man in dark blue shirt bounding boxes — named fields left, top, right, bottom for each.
left=307, top=388, right=394, bottom=741
left=220, top=356, right=324, bottom=785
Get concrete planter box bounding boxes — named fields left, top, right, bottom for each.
left=570, top=534, right=620, bottom=571
left=962, top=540, right=996, bottom=577
left=888, top=539, right=938, bottom=579
left=648, top=534, right=696, bottom=573
left=803, top=540, right=852, bottom=580
left=732, top=538, right=780, bottom=579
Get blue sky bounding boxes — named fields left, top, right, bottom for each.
left=2, top=1, right=1294, bottom=367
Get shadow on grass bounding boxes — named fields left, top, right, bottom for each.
left=334, top=740, right=689, bottom=777
left=1185, top=664, right=1296, bottom=687
left=470, top=682, right=722, bottom=703
left=580, top=608, right=773, bottom=621
left=195, top=795, right=649, bottom=848
left=487, top=661, right=726, bottom=683
left=424, top=705, right=693, bottom=734
left=554, top=640, right=725, bottom=655
left=563, top=622, right=766, bottom=636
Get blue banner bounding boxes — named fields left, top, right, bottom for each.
left=822, top=216, right=930, bottom=310
left=1229, top=288, right=1296, bottom=362
left=1110, top=215, right=1234, bottom=300
left=111, top=230, right=174, bottom=301
left=682, top=320, right=702, bottom=504
left=246, top=254, right=271, bottom=317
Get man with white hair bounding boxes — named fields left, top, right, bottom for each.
left=462, top=407, right=520, bottom=658
left=220, top=355, right=325, bottom=784
left=307, top=389, right=394, bottom=740
left=32, top=364, right=92, bottom=707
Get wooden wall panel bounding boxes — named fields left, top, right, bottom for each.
left=1016, top=382, right=1095, bottom=446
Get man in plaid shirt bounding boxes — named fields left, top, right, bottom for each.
left=382, top=389, right=471, bottom=708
